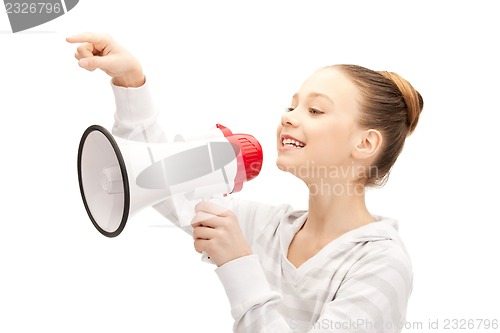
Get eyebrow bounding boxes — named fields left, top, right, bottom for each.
left=292, top=92, right=334, bottom=105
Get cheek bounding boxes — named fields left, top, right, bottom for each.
left=276, top=123, right=283, bottom=139
left=311, top=125, right=352, bottom=162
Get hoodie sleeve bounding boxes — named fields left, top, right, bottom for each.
left=111, top=79, right=166, bottom=143
left=110, top=79, right=190, bottom=232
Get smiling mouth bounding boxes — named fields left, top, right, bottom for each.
left=281, top=136, right=306, bottom=148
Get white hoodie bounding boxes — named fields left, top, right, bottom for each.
left=111, top=81, right=413, bottom=333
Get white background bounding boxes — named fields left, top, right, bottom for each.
left=1, top=1, right=499, bottom=332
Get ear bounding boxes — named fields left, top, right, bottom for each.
left=352, top=129, right=383, bottom=160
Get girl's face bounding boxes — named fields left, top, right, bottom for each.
left=276, top=67, right=365, bottom=183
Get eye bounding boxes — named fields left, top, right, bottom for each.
left=285, top=107, right=295, bottom=112
left=309, top=108, right=323, bottom=115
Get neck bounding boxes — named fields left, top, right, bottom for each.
left=305, top=181, right=373, bottom=237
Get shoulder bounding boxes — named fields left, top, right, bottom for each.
left=327, top=230, right=414, bottom=331
left=344, top=219, right=414, bottom=294
left=360, top=239, right=413, bottom=278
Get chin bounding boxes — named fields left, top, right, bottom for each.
left=276, top=156, right=300, bottom=176
left=275, top=156, right=289, bottom=173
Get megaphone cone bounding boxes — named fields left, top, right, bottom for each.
left=77, top=124, right=263, bottom=237
left=77, top=125, right=130, bottom=237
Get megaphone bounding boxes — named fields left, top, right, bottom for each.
left=77, top=124, right=263, bottom=237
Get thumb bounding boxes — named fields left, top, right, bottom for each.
left=78, top=56, right=108, bottom=72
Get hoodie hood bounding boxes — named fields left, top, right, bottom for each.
left=281, top=211, right=406, bottom=254
left=345, top=215, right=402, bottom=244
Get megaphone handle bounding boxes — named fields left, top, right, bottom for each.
left=197, top=197, right=224, bottom=265
left=201, top=251, right=214, bottom=264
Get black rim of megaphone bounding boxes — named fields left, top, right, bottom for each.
left=77, top=125, right=130, bottom=238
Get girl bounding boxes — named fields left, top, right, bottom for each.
left=68, top=32, right=423, bottom=333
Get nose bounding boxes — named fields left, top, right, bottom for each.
left=281, top=110, right=299, bottom=127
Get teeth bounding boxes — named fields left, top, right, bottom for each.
left=282, top=138, right=305, bottom=147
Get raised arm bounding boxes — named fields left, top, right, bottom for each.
left=67, top=33, right=258, bottom=238
left=67, top=32, right=182, bottom=229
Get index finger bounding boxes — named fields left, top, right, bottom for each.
left=66, top=32, right=110, bottom=46
left=194, top=200, right=231, bottom=217
left=191, top=210, right=220, bottom=227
